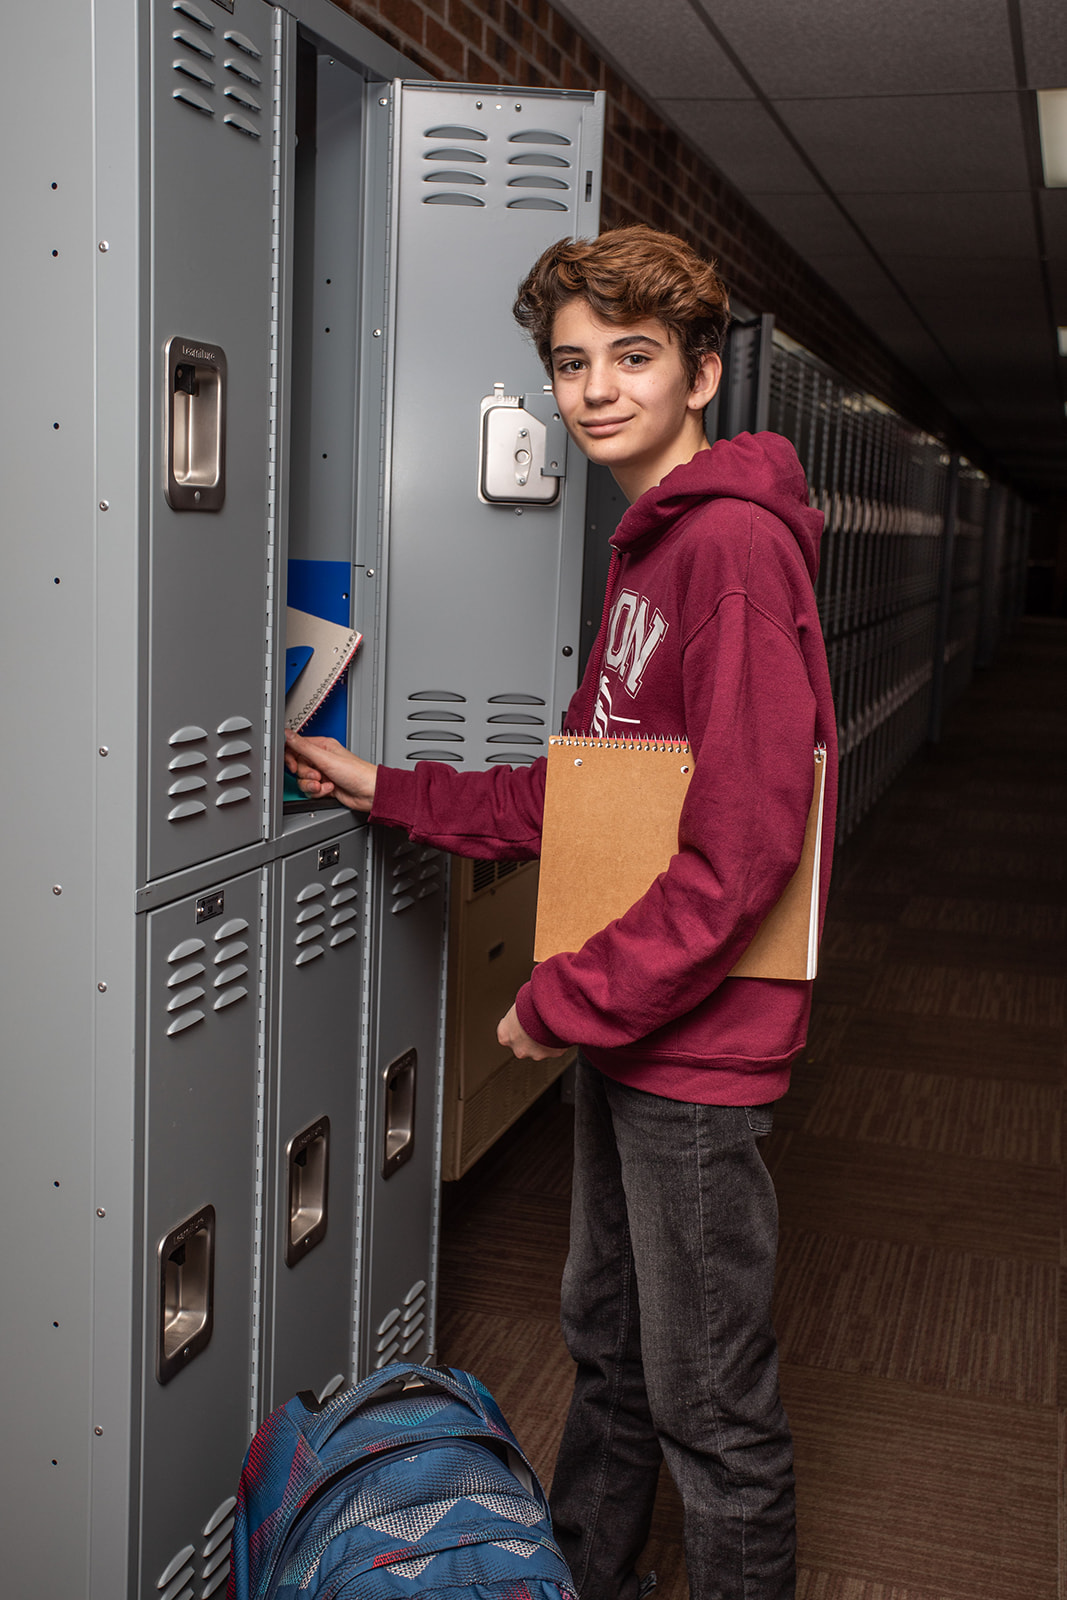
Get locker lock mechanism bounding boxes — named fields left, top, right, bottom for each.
left=164, top=336, right=227, bottom=512
left=478, top=384, right=568, bottom=507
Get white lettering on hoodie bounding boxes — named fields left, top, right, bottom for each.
left=603, top=589, right=668, bottom=697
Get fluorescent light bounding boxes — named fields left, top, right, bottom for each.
left=1059, top=326, right=1067, bottom=357
left=1037, top=89, right=1067, bottom=186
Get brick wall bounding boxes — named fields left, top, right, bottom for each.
left=334, top=0, right=973, bottom=453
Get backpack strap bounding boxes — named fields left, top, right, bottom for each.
left=298, top=1363, right=493, bottom=1451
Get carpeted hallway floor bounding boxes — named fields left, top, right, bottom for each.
left=436, top=617, right=1067, bottom=1600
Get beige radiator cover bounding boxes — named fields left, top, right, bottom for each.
left=443, top=857, right=573, bottom=1180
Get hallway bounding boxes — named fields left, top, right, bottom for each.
left=437, top=617, right=1067, bottom=1600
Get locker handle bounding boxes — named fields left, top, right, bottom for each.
left=156, top=1206, right=215, bottom=1384
left=285, top=1118, right=330, bottom=1267
left=164, top=336, right=226, bottom=511
left=382, top=1049, right=417, bottom=1178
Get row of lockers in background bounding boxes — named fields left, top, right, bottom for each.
left=765, top=329, right=1028, bottom=840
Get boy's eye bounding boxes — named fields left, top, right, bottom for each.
left=556, top=359, right=584, bottom=374
left=622, top=352, right=649, bottom=367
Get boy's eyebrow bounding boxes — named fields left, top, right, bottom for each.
left=551, top=334, right=665, bottom=356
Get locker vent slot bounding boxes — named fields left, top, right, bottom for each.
left=508, top=197, right=567, bottom=212
left=509, top=152, right=569, bottom=167
left=291, top=870, right=359, bottom=966
left=405, top=748, right=463, bottom=763
left=471, top=859, right=520, bottom=897
left=201, top=1496, right=237, bottom=1539
left=484, top=694, right=547, bottom=765
left=173, top=0, right=214, bottom=28
left=422, top=125, right=489, bottom=206
left=390, top=846, right=442, bottom=913
left=508, top=175, right=568, bottom=191
left=509, top=130, right=571, bottom=144
left=425, top=146, right=486, bottom=163
left=425, top=192, right=484, bottom=207
left=374, top=1278, right=428, bottom=1368
left=214, top=715, right=256, bottom=808
left=425, top=124, right=487, bottom=140
left=158, top=1544, right=196, bottom=1590
left=424, top=170, right=485, bottom=186
left=201, top=1552, right=231, bottom=1596
left=225, top=56, right=262, bottom=86
left=166, top=727, right=210, bottom=823
left=165, top=934, right=208, bottom=1036
left=173, top=29, right=215, bottom=60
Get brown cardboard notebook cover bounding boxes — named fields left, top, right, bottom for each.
left=534, top=737, right=826, bottom=979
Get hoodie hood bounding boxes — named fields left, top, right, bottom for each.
left=613, top=431, right=823, bottom=584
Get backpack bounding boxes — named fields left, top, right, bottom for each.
left=227, top=1361, right=577, bottom=1600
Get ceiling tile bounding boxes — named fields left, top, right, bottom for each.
left=698, top=0, right=1017, bottom=97
left=555, top=0, right=752, bottom=99
left=1018, top=0, right=1067, bottom=89
left=883, top=254, right=1047, bottom=311
left=777, top=94, right=1030, bottom=193
left=659, top=99, right=821, bottom=193
left=1038, top=190, right=1067, bottom=257
left=843, top=192, right=1038, bottom=259
left=746, top=192, right=869, bottom=256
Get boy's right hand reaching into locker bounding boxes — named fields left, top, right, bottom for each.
left=284, top=731, right=378, bottom=813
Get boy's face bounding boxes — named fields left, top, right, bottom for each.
left=549, top=298, right=721, bottom=500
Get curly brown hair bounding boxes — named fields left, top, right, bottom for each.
left=513, top=225, right=730, bottom=387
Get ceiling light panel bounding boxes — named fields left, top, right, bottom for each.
left=1037, top=89, right=1067, bottom=186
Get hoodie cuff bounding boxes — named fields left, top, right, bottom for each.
left=515, top=981, right=569, bottom=1051
left=368, top=764, right=420, bottom=831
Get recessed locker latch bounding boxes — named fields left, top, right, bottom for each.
left=156, top=1205, right=215, bottom=1385
left=164, top=335, right=227, bottom=511
left=285, top=1117, right=330, bottom=1267
left=478, top=384, right=568, bottom=507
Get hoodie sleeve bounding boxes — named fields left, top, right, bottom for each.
left=370, top=755, right=547, bottom=860
left=514, top=591, right=817, bottom=1050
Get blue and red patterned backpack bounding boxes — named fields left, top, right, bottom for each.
left=227, top=1362, right=576, bottom=1600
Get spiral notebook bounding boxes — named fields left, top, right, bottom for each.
left=284, top=607, right=363, bottom=733
left=534, top=736, right=827, bottom=979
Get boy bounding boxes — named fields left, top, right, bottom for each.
left=286, top=225, right=837, bottom=1600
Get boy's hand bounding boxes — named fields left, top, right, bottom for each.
left=497, top=1003, right=566, bottom=1061
left=284, top=731, right=378, bottom=813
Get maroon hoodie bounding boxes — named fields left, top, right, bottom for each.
left=371, top=432, right=838, bottom=1104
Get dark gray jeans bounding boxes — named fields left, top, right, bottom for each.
left=549, top=1055, right=795, bottom=1600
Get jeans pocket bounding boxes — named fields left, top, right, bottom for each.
left=744, top=1102, right=775, bottom=1139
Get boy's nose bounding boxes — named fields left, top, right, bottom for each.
left=583, top=359, right=619, bottom=403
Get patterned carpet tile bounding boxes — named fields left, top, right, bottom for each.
left=774, top=1137, right=1060, bottom=1261
left=899, top=892, right=1067, bottom=941
left=931, top=844, right=1067, bottom=883
left=819, top=922, right=894, bottom=964
left=783, top=1367, right=1059, bottom=1600
left=831, top=1010, right=1064, bottom=1083
left=843, top=863, right=1067, bottom=904
left=434, top=1308, right=572, bottom=1488
left=804, top=1065, right=1061, bottom=1167
left=802, top=1002, right=856, bottom=1066
left=775, top=1230, right=1057, bottom=1406
left=862, top=962, right=1065, bottom=1027
left=883, top=922, right=1067, bottom=978
left=796, top=1575, right=970, bottom=1600
left=438, top=1190, right=571, bottom=1319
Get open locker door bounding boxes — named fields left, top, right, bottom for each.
left=359, top=78, right=604, bottom=1374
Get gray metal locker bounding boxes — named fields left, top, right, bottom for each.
left=1, top=0, right=603, bottom=1593
left=263, top=828, right=367, bottom=1411
left=141, top=869, right=264, bottom=1599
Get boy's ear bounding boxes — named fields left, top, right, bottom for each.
left=688, top=351, right=723, bottom=412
